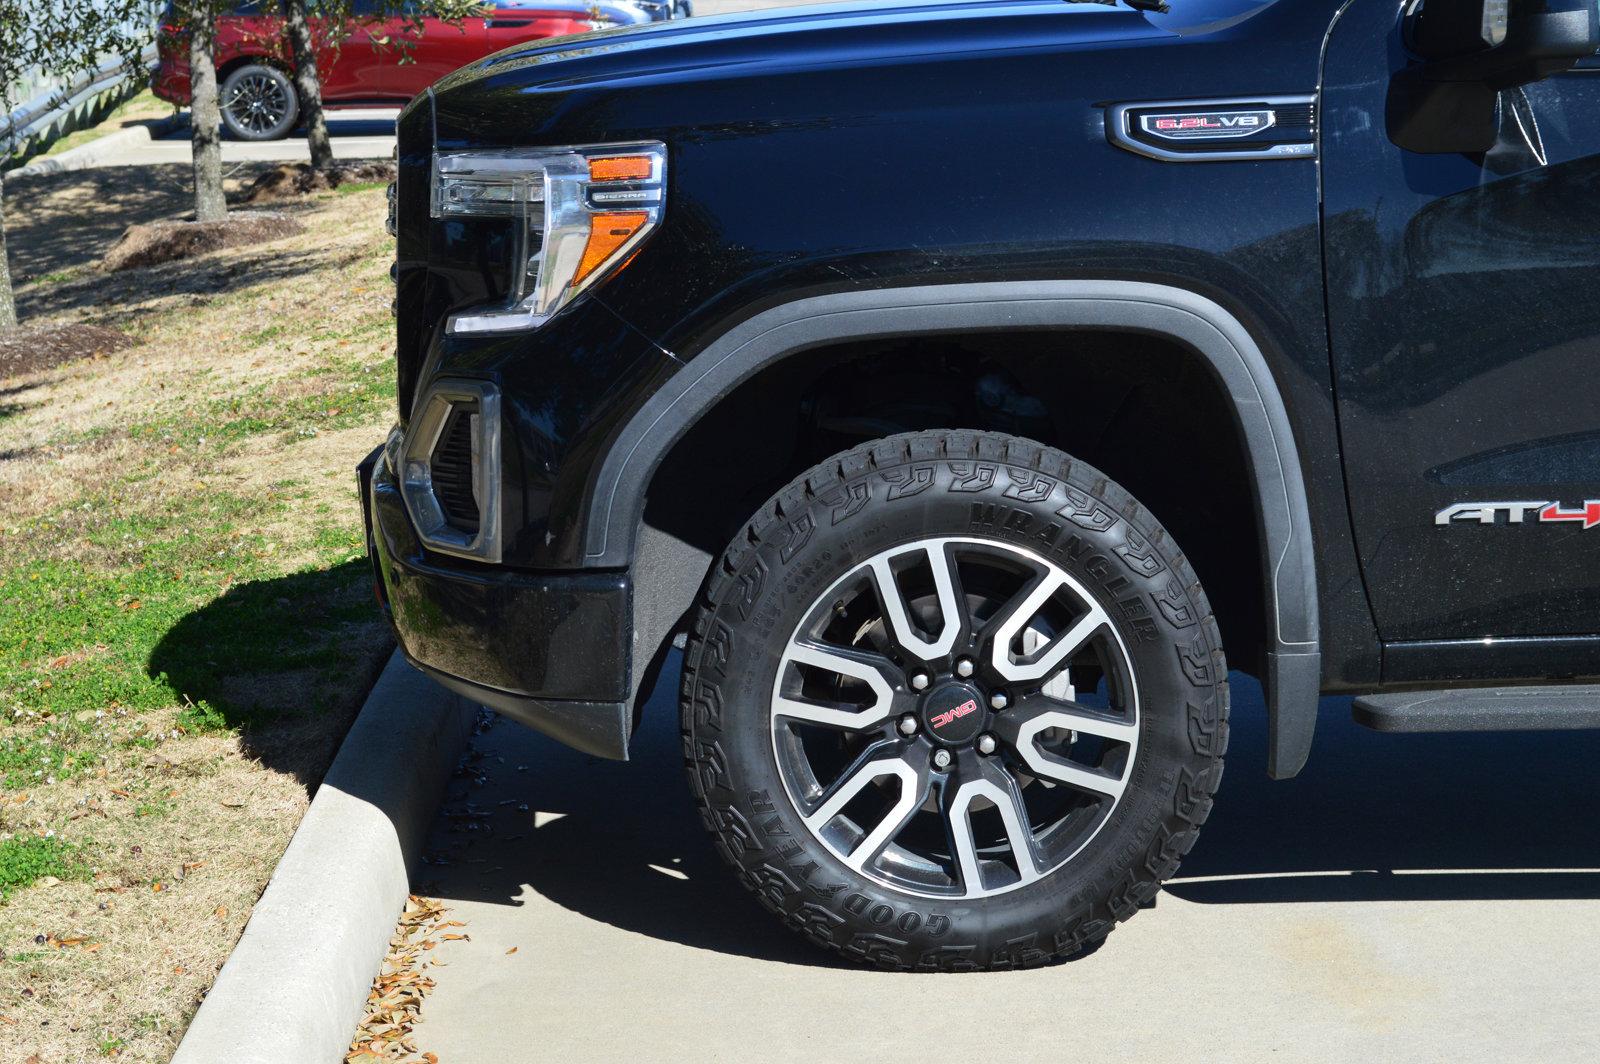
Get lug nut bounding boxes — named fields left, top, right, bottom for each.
left=897, top=715, right=919, bottom=737
left=990, top=692, right=1009, bottom=711
left=955, top=658, right=975, bottom=678
left=910, top=672, right=930, bottom=691
left=976, top=734, right=998, bottom=756
left=932, top=749, right=953, bottom=771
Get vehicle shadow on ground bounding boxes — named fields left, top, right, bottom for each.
left=419, top=656, right=1600, bottom=966
left=147, top=559, right=395, bottom=792
left=417, top=656, right=857, bottom=968
left=1168, top=678, right=1600, bottom=904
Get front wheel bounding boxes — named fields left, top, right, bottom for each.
left=219, top=64, right=299, bottom=141
left=681, top=430, right=1228, bottom=970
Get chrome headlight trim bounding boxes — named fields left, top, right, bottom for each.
left=432, top=141, right=668, bottom=336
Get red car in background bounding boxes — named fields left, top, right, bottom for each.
left=153, top=0, right=670, bottom=140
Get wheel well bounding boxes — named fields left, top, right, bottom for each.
left=217, top=54, right=291, bottom=84
left=640, top=328, right=1269, bottom=677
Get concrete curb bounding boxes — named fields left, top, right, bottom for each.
left=9, top=116, right=182, bottom=178
left=171, top=651, right=477, bottom=1064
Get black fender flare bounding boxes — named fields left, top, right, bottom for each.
left=590, top=281, right=1321, bottom=778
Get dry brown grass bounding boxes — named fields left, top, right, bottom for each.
left=0, top=160, right=400, bottom=1062
left=1, top=708, right=310, bottom=1061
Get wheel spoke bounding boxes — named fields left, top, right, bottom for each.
left=769, top=535, right=1143, bottom=901
left=868, top=543, right=961, bottom=661
left=946, top=761, right=1040, bottom=894
left=773, top=640, right=900, bottom=730
left=988, top=573, right=1109, bottom=684
left=804, top=752, right=928, bottom=872
left=994, top=695, right=1137, bottom=800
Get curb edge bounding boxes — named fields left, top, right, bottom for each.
left=171, top=649, right=476, bottom=1064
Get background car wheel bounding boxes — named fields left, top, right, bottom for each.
left=219, top=64, right=299, bottom=141
left=680, top=430, right=1229, bottom=970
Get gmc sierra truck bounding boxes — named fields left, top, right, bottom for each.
left=358, top=0, right=1600, bottom=969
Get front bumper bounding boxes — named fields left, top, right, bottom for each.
left=359, top=448, right=635, bottom=759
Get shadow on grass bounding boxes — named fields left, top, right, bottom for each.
left=5, top=162, right=283, bottom=280
left=147, top=559, right=394, bottom=791
left=16, top=245, right=343, bottom=325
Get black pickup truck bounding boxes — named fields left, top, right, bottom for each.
left=359, top=0, right=1600, bottom=969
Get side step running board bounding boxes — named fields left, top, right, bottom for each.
left=1353, top=685, right=1600, bottom=733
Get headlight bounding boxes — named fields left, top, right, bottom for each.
left=432, top=142, right=666, bottom=335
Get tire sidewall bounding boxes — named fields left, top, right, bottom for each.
left=685, top=434, right=1226, bottom=969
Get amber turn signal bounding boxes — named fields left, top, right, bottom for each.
left=575, top=212, right=651, bottom=288
left=589, top=156, right=656, bottom=182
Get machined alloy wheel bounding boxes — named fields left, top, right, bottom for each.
left=219, top=64, right=299, bottom=141
left=682, top=430, right=1229, bottom=970
left=772, top=536, right=1140, bottom=900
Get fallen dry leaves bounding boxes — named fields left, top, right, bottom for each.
left=345, top=895, right=463, bottom=1063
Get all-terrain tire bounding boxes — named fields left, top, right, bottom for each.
left=680, top=430, right=1229, bottom=970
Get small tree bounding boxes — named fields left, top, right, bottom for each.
left=0, top=0, right=159, bottom=328
left=281, top=0, right=336, bottom=171
left=283, top=0, right=487, bottom=172
left=178, top=0, right=229, bottom=221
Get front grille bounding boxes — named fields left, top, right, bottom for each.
left=430, top=406, right=480, bottom=533
left=394, top=94, right=434, bottom=418
left=387, top=180, right=399, bottom=317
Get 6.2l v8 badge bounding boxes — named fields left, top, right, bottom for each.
left=1141, top=109, right=1276, bottom=141
left=1107, top=95, right=1317, bottom=163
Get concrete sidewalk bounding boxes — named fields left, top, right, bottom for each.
left=68, top=109, right=399, bottom=169
left=403, top=656, right=1600, bottom=1062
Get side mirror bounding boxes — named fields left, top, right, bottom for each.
left=1388, top=0, right=1600, bottom=154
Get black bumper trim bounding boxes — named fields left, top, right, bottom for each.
left=362, top=450, right=635, bottom=758
left=410, top=654, right=631, bottom=761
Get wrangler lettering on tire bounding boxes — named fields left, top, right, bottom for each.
left=681, top=430, right=1229, bottom=970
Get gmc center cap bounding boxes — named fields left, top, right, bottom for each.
left=921, top=682, right=987, bottom=745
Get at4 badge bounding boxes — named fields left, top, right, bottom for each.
left=1436, top=501, right=1600, bottom=529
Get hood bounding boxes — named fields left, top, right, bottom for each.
left=432, top=0, right=1171, bottom=101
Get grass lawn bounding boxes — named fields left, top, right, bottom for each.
left=0, top=160, right=399, bottom=1061
left=36, top=91, right=180, bottom=162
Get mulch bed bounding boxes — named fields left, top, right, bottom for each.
left=242, top=161, right=397, bottom=204
left=0, top=322, right=134, bottom=379
left=102, top=211, right=306, bottom=272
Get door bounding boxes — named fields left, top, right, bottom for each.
left=1321, top=1, right=1600, bottom=654
left=315, top=1, right=391, bottom=100
left=375, top=0, right=489, bottom=99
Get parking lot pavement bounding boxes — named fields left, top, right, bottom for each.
left=406, top=655, right=1600, bottom=1063
left=81, top=109, right=399, bottom=168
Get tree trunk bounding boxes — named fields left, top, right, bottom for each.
left=188, top=3, right=227, bottom=223
left=283, top=0, right=334, bottom=171
left=0, top=171, right=15, bottom=331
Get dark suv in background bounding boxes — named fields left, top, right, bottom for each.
left=361, top=0, right=1600, bottom=969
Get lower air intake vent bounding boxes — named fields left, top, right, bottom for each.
left=397, top=380, right=501, bottom=563
left=430, top=406, right=480, bottom=534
